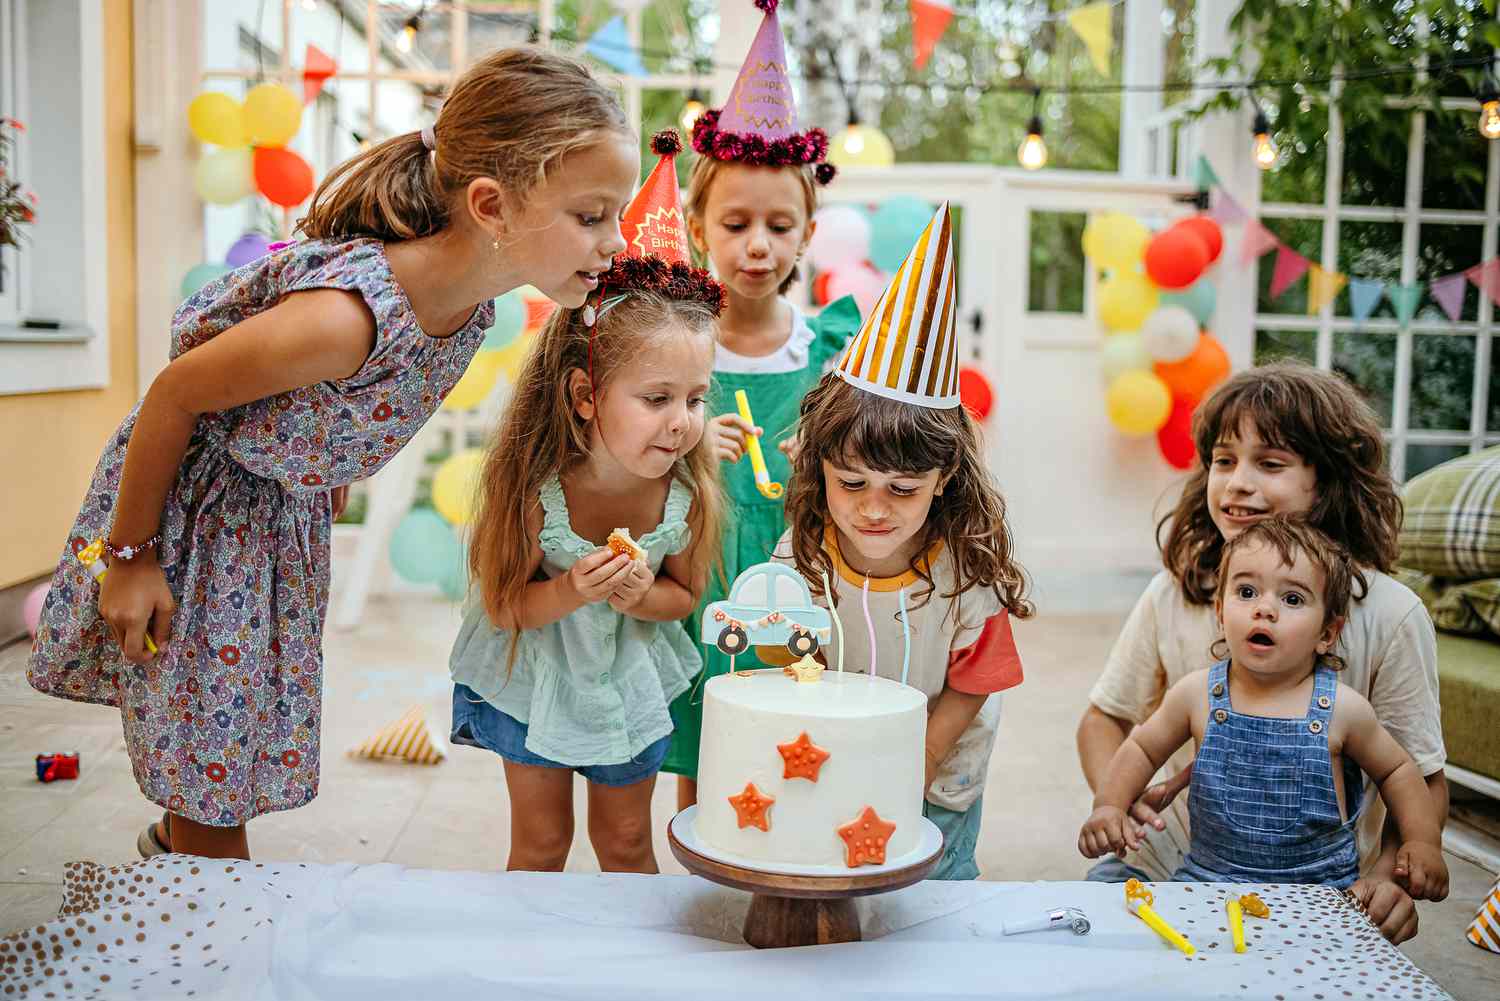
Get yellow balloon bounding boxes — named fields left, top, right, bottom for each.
left=828, top=124, right=896, bottom=168
left=441, top=353, right=502, bottom=411
left=244, top=84, right=302, bottom=147
left=188, top=92, right=247, bottom=148
left=1083, top=212, right=1150, bottom=269
left=1106, top=370, right=1173, bottom=436
left=194, top=148, right=253, bottom=204
left=493, top=333, right=534, bottom=382
left=432, top=449, right=486, bottom=526
left=1097, top=270, right=1160, bottom=332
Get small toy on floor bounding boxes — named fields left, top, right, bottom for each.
left=35, top=752, right=80, bottom=782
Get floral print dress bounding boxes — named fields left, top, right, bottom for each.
left=27, top=237, right=492, bottom=826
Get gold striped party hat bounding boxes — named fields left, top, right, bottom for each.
left=832, top=202, right=961, bottom=408
left=1469, top=876, right=1500, bottom=953
left=348, top=705, right=446, bottom=765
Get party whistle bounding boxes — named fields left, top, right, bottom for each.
left=734, top=390, right=783, bottom=499
left=1124, top=878, right=1195, bottom=956
left=1226, top=897, right=1246, bottom=953
left=1001, top=907, right=1091, bottom=937
left=76, top=539, right=158, bottom=655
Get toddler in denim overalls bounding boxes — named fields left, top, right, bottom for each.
left=1079, top=518, right=1449, bottom=899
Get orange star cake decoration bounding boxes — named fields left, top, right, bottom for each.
left=837, top=806, right=897, bottom=867
left=777, top=731, right=830, bottom=782
left=728, top=782, right=775, bottom=831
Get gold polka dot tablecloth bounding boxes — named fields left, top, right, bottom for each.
left=0, top=865, right=1456, bottom=999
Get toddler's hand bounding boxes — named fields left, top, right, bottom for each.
left=1130, top=771, right=1188, bottom=836
left=1392, top=842, right=1449, bottom=901
left=608, top=561, right=654, bottom=614
left=708, top=414, right=758, bottom=464
left=567, top=548, right=633, bottom=605
left=1078, top=805, right=1138, bottom=858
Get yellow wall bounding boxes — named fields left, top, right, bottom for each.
left=0, top=0, right=136, bottom=590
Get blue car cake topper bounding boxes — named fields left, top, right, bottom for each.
left=701, top=562, right=832, bottom=668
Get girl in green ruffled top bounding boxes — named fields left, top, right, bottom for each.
left=450, top=132, right=726, bottom=873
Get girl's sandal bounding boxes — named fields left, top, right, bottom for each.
left=136, top=811, right=171, bottom=858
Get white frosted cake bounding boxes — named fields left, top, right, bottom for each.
left=693, top=668, right=927, bottom=868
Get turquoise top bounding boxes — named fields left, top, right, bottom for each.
left=448, top=472, right=700, bottom=766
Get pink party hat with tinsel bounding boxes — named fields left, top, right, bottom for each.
left=691, top=1, right=834, bottom=182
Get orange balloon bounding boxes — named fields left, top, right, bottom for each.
left=253, top=147, right=314, bottom=207
left=1154, top=333, right=1230, bottom=402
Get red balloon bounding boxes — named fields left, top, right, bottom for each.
left=1176, top=216, right=1223, bottom=264
left=958, top=366, right=993, bottom=421
left=1157, top=395, right=1198, bottom=469
left=813, top=271, right=834, bottom=306
left=1144, top=226, right=1210, bottom=290
left=1155, top=333, right=1231, bottom=403
left=253, top=147, right=314, bottom=207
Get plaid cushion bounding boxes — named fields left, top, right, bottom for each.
left=1393, top=568, right=1500, bottom=638
left=1399, top=444, right=1500, bottom=578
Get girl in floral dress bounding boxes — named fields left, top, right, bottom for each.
left=27, top=49, right=637, bottom=860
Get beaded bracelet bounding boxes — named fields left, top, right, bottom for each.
left=103, top=533, right=161, bottom=562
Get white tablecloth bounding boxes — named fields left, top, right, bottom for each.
left=0, top=856, right=1451, bottom=999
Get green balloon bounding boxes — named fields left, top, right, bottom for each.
left=180, top=263, right=231, bottom=300
left=1162, top=279, right=1217, bottom=327
left=438, top=545, right=470, bottom=602
left=869, top=196, right=935, bottom=273
left=389, top=508, right=460, bottom=585
left=481, top=290, right=527, bottom=353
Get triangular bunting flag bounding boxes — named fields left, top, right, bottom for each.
left=1464, top=258, right=1500, bottom=310
left=1240, top=221, right=1280, bottom=267
left=910, top=0, right=955, bottom=71
left=1193, top=155, right=1221, bottom=191
left=585, top=16, right=646, bottom=77
left=1211, top=190, right=1248, bottom=226
left=349, top=706, right=447, bottom=765
left=1430, top=272, right=1468, bottom=322
left=1067, top=2, right=1114, bottom=76
left=1389, top=284, right=1423, bottom=327
left=1269, top=245, right=1311, bottom=300
left=1306, top=264, right=1348, bottom=315
left=1348, top=278, right=1386, bottom=325
left=302, top=44, right=337, bottom=104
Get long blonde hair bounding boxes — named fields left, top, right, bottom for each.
left=470, top=293, right=726, bottom=657
left=298, top=48, right=630, bottom=240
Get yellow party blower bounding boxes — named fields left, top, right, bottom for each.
left=734, top=390, right=783, bottom=499
left=76, top=539, right=158, bottom=655
left=1124, top=879, right=1195, bottom=956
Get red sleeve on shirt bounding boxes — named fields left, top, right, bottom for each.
left=946, top=611, right=1023, bottom=694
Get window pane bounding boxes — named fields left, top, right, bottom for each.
left=377, top=2, right=455, bottom=72
left=1335, top=222, right=1402, bottom=318
left=1255, top=328, right=1316, bottom=366
left=1418, top=224, right=1484, bottom=324
left=1256, top=219, right=1321, bottom=314
left=1422, top=110, right=1488, bottom=211
left=1028, top=211, right=1087, bottom=314
left=1490, top=336, right=1500, bottom=432
left=1409, top=334, right=1475, bottom=431
left=1333, top=331, right=1396, bottom=426
left=1406, top=443, right=1469, bottom=480
left=1342, top=112, right=1408, bottom=207
left=1261, top=103, right=1326, bottom=205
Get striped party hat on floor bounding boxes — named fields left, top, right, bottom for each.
left=349, top=706, right=446, bottom=765
left=1469, top=876, right=1500, bottom=952
left=832, top=202, right=961, bottom=408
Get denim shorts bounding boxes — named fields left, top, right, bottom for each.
left=922, top=796, right=983, bottom=881
left=450, top=684, right=670, bottom=788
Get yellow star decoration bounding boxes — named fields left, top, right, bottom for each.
left=782, top=653, right=823, bottom=684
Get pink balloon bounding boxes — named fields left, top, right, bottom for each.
left=827, top=263, right=888, bottom=318
left=23, top=581, right=49, bottom=640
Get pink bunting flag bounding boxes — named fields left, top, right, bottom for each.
left=1269, top=245, right=1311, bottom=300
left=1239, top=221, right=1280, bottom=267
left=1429, top=272, right=1469, bottom=322
left=1211, top=190, right=1248, bottom=226
left=1464, top=258, right=1500, bottom=310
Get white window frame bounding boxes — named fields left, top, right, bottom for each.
left=0, top=0, right=28, bottom=328
left=0, top=0, right=111, bottom=396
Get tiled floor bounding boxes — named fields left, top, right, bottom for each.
left=2, top=596, right=1496, bottom=999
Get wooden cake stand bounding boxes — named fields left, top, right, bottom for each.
left=667, top=807, right=943, bottom=949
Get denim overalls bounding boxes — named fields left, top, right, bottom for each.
left=1174, top=660, right=1363, bottom=888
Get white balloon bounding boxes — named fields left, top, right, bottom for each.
left=1140, top=304, right=1200, bottom=363
left=807, top=205, right=871, bottom=272
left=1100, top=333, right=1153, bottom=384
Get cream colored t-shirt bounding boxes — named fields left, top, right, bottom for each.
left=772, top=530, right=1024, bottom=813
left=1088, top=569, right=1444, bottom=879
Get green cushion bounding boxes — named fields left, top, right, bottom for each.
left=1400, top=444, right=1500, bottom=578
left=1396, top=569, right=1500, bottom=638
left=1437, top=631, right=1500, bottom=781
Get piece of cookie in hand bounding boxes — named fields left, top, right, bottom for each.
left=607, top=528, right=646, bottom=563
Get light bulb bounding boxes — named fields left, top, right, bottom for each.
left=1253, top=131, right=1277, bottom=169
left=1018, top=116, right=1046, bottom=170
left=679, top=99, right=705, bottom=134
left=842, top=127, right=867, bottom=157
left=398, top=17, right=419, bottom=54
left=828, top=122, right=894, bottom=167
left=1481, top=100, right=1500, bottom=140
